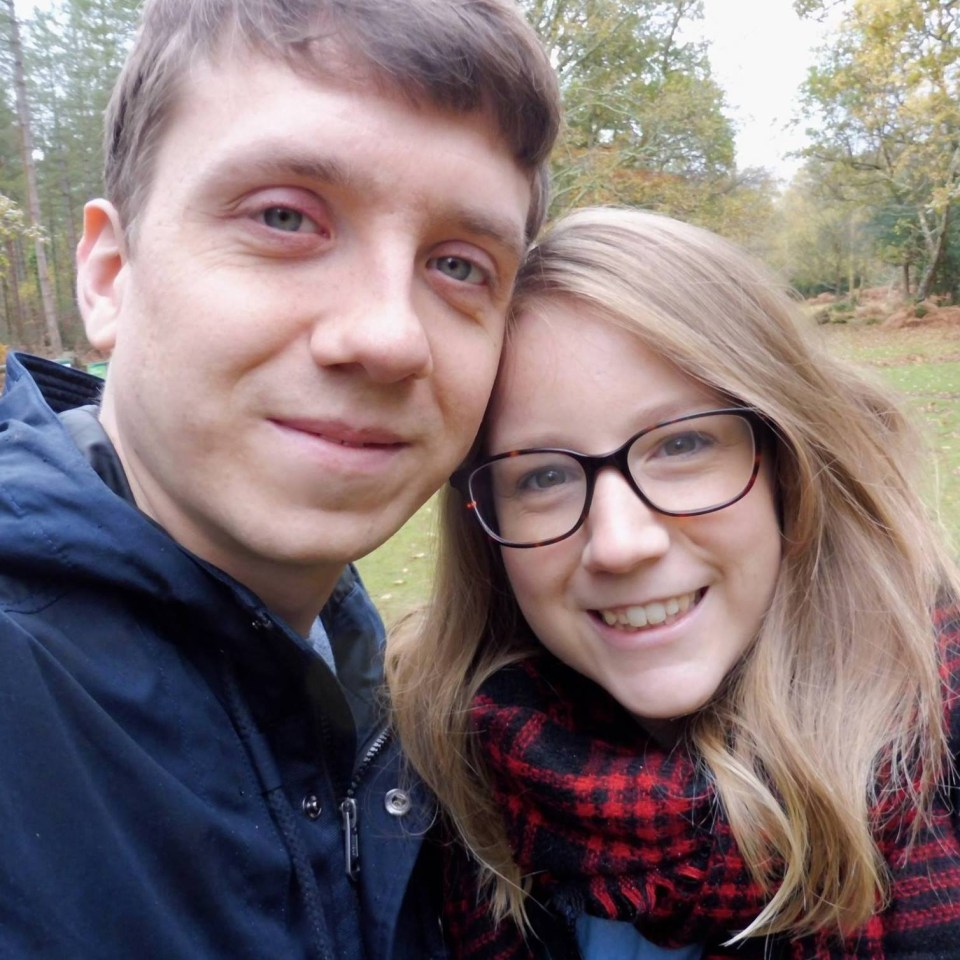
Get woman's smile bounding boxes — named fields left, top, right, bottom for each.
left=594, top=588, right=704, bottom=630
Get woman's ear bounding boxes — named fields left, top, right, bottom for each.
left=76, top=200, right=128, bottom=352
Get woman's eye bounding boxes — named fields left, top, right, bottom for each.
left=518, top=467, right=569, bottom=491
left=432, top=256, right=487, bottom=285
left=660, top=432, right=711, bottom=457
left=258, top=207, right=316, bottom=233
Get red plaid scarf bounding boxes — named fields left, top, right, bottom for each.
left=445, top=604, right=960, bottom=960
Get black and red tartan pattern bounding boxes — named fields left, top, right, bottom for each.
left=444, top=602, right=960, bottom=960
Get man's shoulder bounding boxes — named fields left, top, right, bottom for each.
left=0, top=356, right=169, bottom=609
left=324, top=565, right=383, bottom=640
left=0, top=410, right=137, bottom=607
left=2, top=352, right=103, bottom=418
left=0, top=354, right=105, bottom=512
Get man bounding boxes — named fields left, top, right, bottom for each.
left=0, top=1, right=559, bottom=956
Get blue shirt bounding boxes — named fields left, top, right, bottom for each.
left=576, top=915, right=703, bottom=960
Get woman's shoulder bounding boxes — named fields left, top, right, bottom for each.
left=937, top=598, right=960, bottom=653
left=936, top=597, right=960, bottom=749
left=937, top=598, right=960, bottom=688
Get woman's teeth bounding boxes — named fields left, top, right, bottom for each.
left=598, top=591, right=700, bottom=629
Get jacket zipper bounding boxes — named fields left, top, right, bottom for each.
left=339, top=726, right=392, bottom=880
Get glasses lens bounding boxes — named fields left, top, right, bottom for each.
left=469, top=452, right=587, bottom=546
left=628, top=413, right=756, bottom=514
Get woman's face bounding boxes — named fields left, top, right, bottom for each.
left=488, top=300, right=783, bottom=734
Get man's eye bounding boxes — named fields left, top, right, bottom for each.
left=259, top=207, right=316, bottom=233
left=431, top=256, right=486, bottom=285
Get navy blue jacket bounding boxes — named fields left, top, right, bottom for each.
left=0, top=353, right=445, bottom=960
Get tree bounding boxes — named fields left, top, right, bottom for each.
left=521, top=0, right=769, bottom=239
left=798, top=0, right=960, bottom=301
left=0, top=192, right=42, bottom=346
left=0, top=0, right=139, bottom=352
left=771, top=160, right=879, bottom=297
left=2, top=0, right=62, bottom=354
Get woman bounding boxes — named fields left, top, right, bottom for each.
left=387, top=208, right=960, bottom=959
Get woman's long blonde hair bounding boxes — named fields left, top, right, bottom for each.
left=386, top=207, right=960, bottom=940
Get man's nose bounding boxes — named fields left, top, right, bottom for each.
left=581, top=469, right=671, bottom=574
left=308, top=251, right=433, bottom=384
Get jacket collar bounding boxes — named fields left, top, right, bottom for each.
left=1, top=352, right=385, bottom=733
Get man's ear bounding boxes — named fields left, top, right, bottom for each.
left=76, top=200, right=128, bottom=352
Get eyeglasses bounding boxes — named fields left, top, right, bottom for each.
left=451, top=408, right=763, bottom=548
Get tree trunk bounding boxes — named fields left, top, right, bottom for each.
left=916, top=204, right=950, bottom=303
left=3, top=238, right=27, bottom=347
left=4, top=0, right=63, bottom=356
left=902, top=262, right=910, bottom=297
left=58, top=160, right=79, bottom=271
left=846, top=217, right=858, bottom=304
left=50, top=94, right=79, bottom=292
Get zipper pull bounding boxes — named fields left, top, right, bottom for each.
left=340, top=797, right=359, bottom=880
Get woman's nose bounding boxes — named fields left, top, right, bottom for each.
left=580, top=469, right=671, bottom=574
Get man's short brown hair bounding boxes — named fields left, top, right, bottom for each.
left=105, top=0, right=560, bottom=242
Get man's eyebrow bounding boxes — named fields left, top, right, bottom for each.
left=284, top=157, right=352, bottom=185
left=203, top=150, right=353, bottom=188
left=454, top=210, right=526, bottom=265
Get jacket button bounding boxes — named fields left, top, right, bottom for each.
left=301, top=794, right=322, bottom=820
left=384, top=788, right=412, bottom=817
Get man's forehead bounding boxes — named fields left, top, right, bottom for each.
left=179, top=47, right=515, bottom=157
left=189, top=41, right=443, bottom=118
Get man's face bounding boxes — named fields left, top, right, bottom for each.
left=78, top=54, right=531, bottom=626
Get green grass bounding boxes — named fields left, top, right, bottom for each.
left=358, top=322, right=960, bottom=624
left=356, top=497, right=440, bottom=627
left=820, top=323, right=960, bottom=550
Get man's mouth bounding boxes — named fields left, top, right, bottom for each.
left=594, top=589, right=705, bottom=630
left=271, top=418, right=405, bottom=449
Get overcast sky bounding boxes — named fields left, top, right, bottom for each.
left=14, top=0, right=835, bottom=183
left=683, top=0, right=837, bottom=181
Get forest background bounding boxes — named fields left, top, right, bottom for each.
left=3, top=0, right=960, bottom=351
left=2, top=0, right=958, bottom=615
